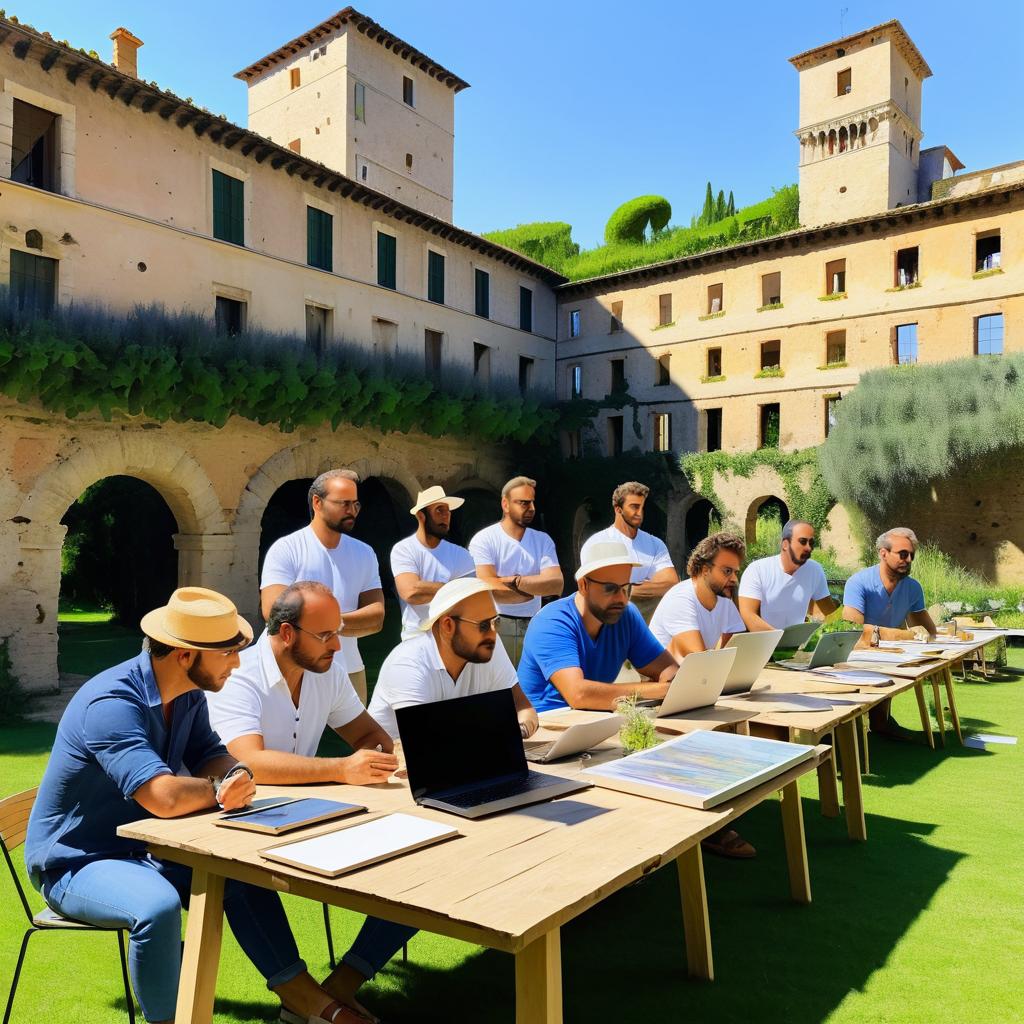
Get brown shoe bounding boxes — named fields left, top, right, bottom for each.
left=701, top=828, right=756, bottom=859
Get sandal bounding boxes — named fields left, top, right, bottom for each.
left=283, top=1003, right=378, bottom=1024
left=701, top=828, right=756, bottom=859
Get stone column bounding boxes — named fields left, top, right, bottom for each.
left=173, top=532, right=259, bottom=629
left=10, top=523, right=66, bottom=693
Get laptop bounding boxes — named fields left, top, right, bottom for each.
left=657, top=648, right=737, bottom=717
left=524, top=715, right=623, bottom=763
left=395, top=689, right=591, bottom=819
left=777, top=620, right=822, bottom=649
left=721, top=629, right=784, bottom=694
left=775, top=630, right=860, bottom=671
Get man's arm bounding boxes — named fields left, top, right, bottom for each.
left=224, top=732, right=396, bottom=785
left=475, top=563, right=532, bottom=603
left=842, top=605, right=916, bottom=641
left=907, top=609, right=937, bottom=638
left=393, top=572, right=447, bottom=606
left=631, top=566, right=679, bottom=600
left=548, top=666, right=672, bottom=711
left=260, top=584, right=287, bottom=622
left=668, top=629, right=709, bottom=658
left=738, top=596, right=777, bottom=633
left=810, top=595, right=839, bottom=619
left=510, top=682, right=539, bottom=737
left=335, top=710, right=395, bottom=754
left=341, top=588, right=385, bottom=637
left=133, top=770, right=254, bottom=816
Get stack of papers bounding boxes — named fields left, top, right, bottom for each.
left=810, top=668, right=894, bottom=686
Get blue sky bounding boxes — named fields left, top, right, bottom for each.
left=19, top=1, right=1024, bottom=248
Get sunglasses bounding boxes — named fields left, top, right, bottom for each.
left=792, top=537, right=816, bottom=549
left=891, top=549, right=915, bottom=560
left=586, top=578, right=634, bottom=598
left=451, top=615, right=501, bottom=635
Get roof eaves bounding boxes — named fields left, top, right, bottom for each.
left=788, top=19, right=932, bottom=79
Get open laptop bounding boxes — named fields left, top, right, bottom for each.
left=657, top=648, right=737, bottom=717
left=777, top=620, right=822, bottom=649
left=524, top=715, right=623, bottom=763
left=395, top=689, right=591, bottom=819
left=721, top=629, right=784, bottom=694
left=775, top=630, right=860, bottom=671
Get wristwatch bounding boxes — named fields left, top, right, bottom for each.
left=871, top=625, right=881, bottom=647
left=211, top=763, right=253, bottom=808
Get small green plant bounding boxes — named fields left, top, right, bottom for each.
left=698, top=310, right=726, bottom=321
left=972, top=268, right=1004, bottom=280
left=700, top=374, right=726, bottom=384
left=757, top=302, right=784, bottom=312
left=755, top=366, right=784, bottom=379
left=818, top=292, right=848, bottom=302
left=817, top=361, right=848, bottom=370
left=651, top=321, right=676, bottom=331
left=615, top=693, right=659, bottom=753
left=0, top=640, right=28, bottom=725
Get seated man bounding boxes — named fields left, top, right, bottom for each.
left=369, top=577, right=539, bottom=740
left=517, top=542, right=678, bottom=713
left=206, top=581, right=406, bottom=1023
left=25, top=587, right=356, bottom=1024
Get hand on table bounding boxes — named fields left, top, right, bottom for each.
left=339, top=748, right=399, bottom=785
left=216, top=771, right=256, bottom=811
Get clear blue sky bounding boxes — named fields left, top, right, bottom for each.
left=19, top=1, right=1024, bottom=248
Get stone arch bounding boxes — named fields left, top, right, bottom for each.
left=744, top=494, right=790, bottom=545
left=828, top=129, right=837, bottom=155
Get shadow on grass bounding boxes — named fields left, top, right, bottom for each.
left=58, top=620, right=142, bottom=678
left=0, top=722, right=57, bottom=758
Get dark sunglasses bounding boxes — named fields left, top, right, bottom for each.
left=586, top=578, right=634, bottom=598
left=793, top=537, right=816, bottom=549
left=891, top=549, right=915, bottom=560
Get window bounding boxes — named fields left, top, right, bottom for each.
left=9, top=250, right=56, bottom=314
left=706, top=347, right=722, bottom=377
left=895, top=323, right=918, bottom=364
left=474, top=269, right=490, bottom=318
left=402, top=76, right=415, bottom=107
left=424, top=329, right=443, bottom=382
left=707, top=283, right=723, bottom=314
left=825, top=258, right=846, bottom=295
left=760, top=340, right=781, bottom=371
left=519, top=356, right=534, bottom=395
left=610, top=300, right=623, bottom=333
left=372, top=317, right=397, bottom=359
left=976, top=231, right=1001, bottom=272
left=705, top=408, right=722, bottom=452
left=653, top=413, right=671, bottom=453
left=519, top=287, right=533, bottom=332
left=759, top=403, right=781, bottom=448
left=976, top=313, right=1004, bottom=355
left=608, top=416, right=624, bottom=457
left=837, top=68, right=852, bottom=95
left=568, top=309, right=581, bottom=338
left=761, top=272, right=781, bottom=307
left=212, top=169, right=244, bottom=246
left=305, top=304, right=330, bottom=358
left=658, top=293, right=673, bottom=326
left=569, top=364, right=582, bottom=399
left=565, top=429, right=582, bottom=459
left=215, top=296, right=245, bottom=337
left=11, top=99, right=59, bottom=192
left=895, top=247, right=919, bottom=287
left=825, top=395, right=842, bottom=437
left=405, top=153, right=413, bottom=170
left=354, top=82, right=366, bottom=122
left=357, top=160, right=368, bottom=182
left=288, top=138, right=301, bottom=154
left=610, top=358, right=625, bottom=392
left=473, top=342, right=491, bottom=385
left=826, top=329, right=847, bottom=364
left=656, top=354, right=671, bottom=386
left=377, top=231, right=396, bottom=290
left=290, top=68, right=301, bottom=89
left=307, top=207, right=333, bottom=271
left=427, top=250, right=445, bottom=304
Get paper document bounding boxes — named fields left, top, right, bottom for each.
left=810, top=668, right=894, bottom=686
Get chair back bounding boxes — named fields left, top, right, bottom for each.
left=0, top=788, right=40, bottom=924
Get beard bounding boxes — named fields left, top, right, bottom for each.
left=424, top=516, right=450, bottom=539
left=709, top=579, right=736, bottom=599
left=452, top=630, right=495, bottom=663
left=291, top=642, right=334, bottom=674
left=187, top=653, right=223, bottom=692
left=322, top=511, right=357, bottom=534
left=586, top=595, right=627, bottom=624
left=510, top=508, right=535, bottom=528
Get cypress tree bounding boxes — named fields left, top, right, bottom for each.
left=701, top=182, right=714, bottom=226
left=715, top=189, right=726, bottom=221
left=727, top=190, right=736, bottom=217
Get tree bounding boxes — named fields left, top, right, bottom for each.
left=714, top=190, right=726, bottom=222
left=727, top=190, right=736, bottom=217
left=701, top=182, right=714, bottom=226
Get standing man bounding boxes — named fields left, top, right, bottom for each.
left=738, top=519, right=837, bottom=631
left=391, top=486, right=476, bottom=640
left=469, top=475, right=563, bottom=664
left=261, top=468, right=384, bottom=705
left=580, top=482, right=679, bottom=619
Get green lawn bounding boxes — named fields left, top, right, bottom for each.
left=2, top=655, right=1021, bottom=1022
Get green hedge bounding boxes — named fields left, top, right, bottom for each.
left=604, top=195, right=672, bottom=244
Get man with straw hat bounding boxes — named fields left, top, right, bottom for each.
left=25, top=587, right=363, bottom=1024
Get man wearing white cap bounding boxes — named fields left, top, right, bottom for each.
left=517, top=543, right=678, bottom=713
left=469, top=475, right=563, bottom=665
left=391, top=486, right=477, bottom=640
left=369, top=577, right=539, bottom=740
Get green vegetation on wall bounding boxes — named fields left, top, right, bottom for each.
left=479, top=221, right=580, bottom=268
left=604, top=195, right=673, bottom=244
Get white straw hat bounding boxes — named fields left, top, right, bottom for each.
left=574, top=541, right=642, bottom=582
left=409, top=485, right=465, bottom=516
left=140, top=587, right=253, bottom=651
left=420, top=577, right=497, bottom=631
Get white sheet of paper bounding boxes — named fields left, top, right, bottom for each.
left=810, top=668, right=893, bottom=685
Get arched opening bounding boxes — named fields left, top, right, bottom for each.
left=838, top=126, right=848, bottom=153
left=828, top=129, right=837, bottom=155
left=684, top=499, right=716, bottom=555
left=745, top=495, right=790, bottom=554
left=447, top=487, right=500, bottom=548
left=258, top=477, right=314, bottom=580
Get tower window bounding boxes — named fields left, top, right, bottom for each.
left=837, top=68, right=852, bottom=95
left=405, top=153, right=413, bottom=170
left=290, top=68, right=301, bottom=89
left=402, top=76, right=415, bottom=107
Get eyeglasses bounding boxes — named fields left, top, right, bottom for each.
left=793, top=537, right=816, bottom=549
left=891, top=549, right=915, bottom=560
left=585, top=578, right=634, bottom=598
left=292, top=623, right=345, bottom=644
left=450, top=615, right=501, bottom=635
left=321, top=498, right=361, bottom=513
left=510, top=499, right=535, bottom=507
left=710, top=563, right=739, bottom=578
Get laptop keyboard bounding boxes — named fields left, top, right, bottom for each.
left=437, top=772, right=562, bottom=808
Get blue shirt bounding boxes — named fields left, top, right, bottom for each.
left=25, top=652, right=227, bottom=888
left=518, top=596, right=666, bottom=713
left=842, top=566, right=926, bottom=629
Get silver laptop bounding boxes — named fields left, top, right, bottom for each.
left=657, top=648, right=737, bottom=717
left=775, top=630, right=860, bottom=671
left=777, top=620, right=822, bottom=649
left=524, top=715, right=623, bottom=763
left=722, top=629, right=784, bottom=693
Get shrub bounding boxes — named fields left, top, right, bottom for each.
left=604, top=195, right=672, bottom=244
left=480, top=221, right=579, bottom=273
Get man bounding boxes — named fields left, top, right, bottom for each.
left=738, top=519, right=838, bottom=632
left=579, top=481, right=679, bottom=618
left=517, top=542, right=678, bottom=713
left=25, top=588, right=356, bottom=1024
left=369, top=577, right=539, bottom=739
left=391, top=486, right=476, bottom=640
left=468, top=475, right=563, bottom=664
left=207, top=582, right=407, bottom=1023
left=261, top=468, right=384, bottom=704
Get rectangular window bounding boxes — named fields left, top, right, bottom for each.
left=403, top=76, right=415, bottom=107
left=568, top=309, right=581, bottom=338
left=895, top=247, right=919, bottom=287
left=473, top=342, right=491, bottom=385
left=565, top=429, right=582, bottom=459
left=519, top=356, right=534, bottom=395
left=305, top=304, right=330, bottom=358
left=653, top=413, right=671, bottom=453
left=825, top=395, right=841, bottom=438
left=895, top=323, right=918, bottom=364
left=9, top=249, right=57, bottom=314
left=474, top=269, right=490, bottom=318
left=706, top=347, right=722, bottom=377
left=424, top=329, right=443, bottom=382
left=658, top=293, right=673, bottom=326
left=610, top=358, right=626, bottom=392
left=826, top=329, right=847, bottom=364
left=656, top=354, right=671, bottom=386
left=707, top=283, right=723, bottom=314
left=306, top=206, right=333, bottom=271
left=608, top=415, right=624, bottom=457
left=760, top=339, right=781, bottom=371
left=519, top=286, right=533, bottom=331
left=825, top=258, right=846, bottom=295
left=377, top=231, right=396, bottom=290
left=290, top=68, right=301, bottom=89
left=759, top=403, right=781, bottom=449
left=761, top=272, right=782, bottom=307
left=976, top=313, right=1004, bottom=355
left=354, top=82, right=366, bottom=122
left=427, top=250, right=445, bottom=304
left=212, top=169, right=245, bottom=246
left=215, top=296, right=245, bottom=337
left=705, top=408, right=722, bottom=452
left=976, top=231, right=1001, bottom=272
left=569, top=364, right=582, bottom=399
left=837, top=68, right=852, bottom=95
left=11, top=99, right=59, bottom=192
left=610, top=300, right=623, bottom=333
left=372, top=317, right=397, bottom=359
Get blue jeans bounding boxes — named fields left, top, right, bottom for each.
left=42, top=855, right=306, bottom=1022
left=343, top=917, right=418, bottom=980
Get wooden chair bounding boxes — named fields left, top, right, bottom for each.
left=1, top=789, right=136, bottom=1024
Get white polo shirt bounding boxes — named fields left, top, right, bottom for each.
left=580, top=525, right=674, bottom=585
left=206, top=630, right=364, bottom=756
left=368, top=631, right=519, bottom=738
left=468, top=522, right=559, bottom=618
left=738, top=555, right=831, bottom=630
left=650, top=579, right=745, bottom=651
left=261, top=526, right=381, bottom=674
left=390, top=534, right=476, bottom=640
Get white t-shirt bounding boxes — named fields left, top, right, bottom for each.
left=390, top=534, right=477, bottom=640
left=738, top=555, right=831, bottom=630
left=649, top=578, right=746, bottom=651
left=368, top=631, right=519, bottom=738
left=580, top=525, right=675, bottom=585
left=260, top=526, right=381, bottom=673
left=468, top=522, right=559, bottom=618
left=206, top=630, right=364, bottom=756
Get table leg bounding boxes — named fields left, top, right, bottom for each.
left=779, top=780, right=811, bottom=904
left=176, top=868, right=225, bottom=1024
left=943, top=665, right=964, bottom=744
left=914, top=681, right=935, bottom=749
left=515, top=929, right=562, bottom=1024
left=834, top=720, right=867, bottom=841
left=930, top=674, right=947, bottom=747
left=676, top=844, right=714, bottom=981
left=859, top=715, right=871, bottom=775
left=816, top=741, right=840, bottom=819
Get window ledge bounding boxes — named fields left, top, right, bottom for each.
left=818, top=292, right=848, bottom=302
left=756, top=302, right=784, bottom=312
left=698, top=311, right=726, bottom=321
left=754, top=367, right=785, bottom=379
left=973, top=268, right=1004, bottom=280
left=651, top=321, right=676, bottom=331
left=817, top=361, right=848, bottom=370
left=885, top=281, right=921, bottom=292
left=700, top=374, right=726, bottom=384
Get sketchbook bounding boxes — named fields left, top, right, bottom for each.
left=216, top=797, right=366, bottom=835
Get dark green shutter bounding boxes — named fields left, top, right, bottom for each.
left=519, top=286, right=532, bottom=331
left=307, top=207, right=333, bottom=271
left=213, top=170, right=244, bottom=245
left=475, top=269, right=489, bottom=318
left=10, top=250, right=56, bottom=314
left=428, top=250, right=445, bottom=303
left=377, top=232, right=396, bottom=289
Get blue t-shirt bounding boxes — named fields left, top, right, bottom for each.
left=25, top=652, right=227, bottom=888
left=842, top=566, right=926, bottom=628
left=518, top=596, right=666, bottom=713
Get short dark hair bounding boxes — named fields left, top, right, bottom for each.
left=142, top=636, right=175, bottom=659
left=612, top=481, right=649, bottom=509
left=686, top=532, right=746, bottom=577
left=308, top=468, right=360, bottom=507
left=267, top=581, right=334, bottom=635
left=781, top=519, right=814, bottom=543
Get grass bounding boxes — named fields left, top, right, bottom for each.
left=3, top=646, right=1022, bottom=1022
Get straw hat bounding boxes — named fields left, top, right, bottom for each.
left=140, top=587, right=253, bottom=651
left=409, top=485, right=465, bottom=516
left=420, top=577, right=497, bottom=631
left=574, top=541, right=642, bottom=582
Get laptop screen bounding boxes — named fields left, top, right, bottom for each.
left=395, top=689, right=528, bottom=801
